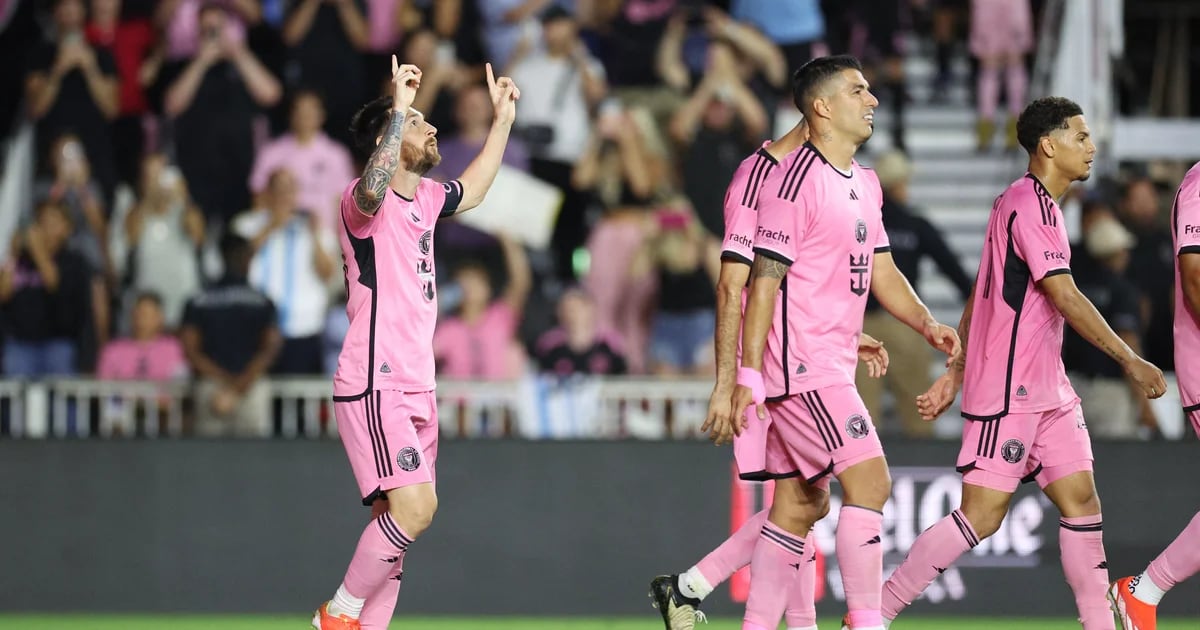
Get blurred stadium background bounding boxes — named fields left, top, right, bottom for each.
left=2, top=0, right=1200, bottom=627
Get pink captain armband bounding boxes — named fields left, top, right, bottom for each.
left=737, top=367, right=766, bottom=404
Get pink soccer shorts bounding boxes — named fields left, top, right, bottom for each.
left=763, top=383, right=884, bottom=485
left=957, top=400, right=1093, bottom=493
left=334, top=390, right=439, bottom=505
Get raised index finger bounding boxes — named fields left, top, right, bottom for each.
left=485, top=62, right=497, bottom=92
left=392, top=54, right=399, bottom=76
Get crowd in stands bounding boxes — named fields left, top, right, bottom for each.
left=0, top=0, right=1192, bottom=440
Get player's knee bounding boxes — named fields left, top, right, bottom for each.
left=960, top=502, right=1007, bottom=540
left=809, top=490, right=832, bottom=522
left=387, top=493, right=438, bottom=538
left=843, top=472, right=892, bottom=511
left=769, top=492, right=817, bottom=533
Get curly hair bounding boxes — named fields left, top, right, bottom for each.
left=1016, top=96, right=1084, bottom=155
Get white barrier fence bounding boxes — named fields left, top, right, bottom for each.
left=0, top=376, right=715, bottom=440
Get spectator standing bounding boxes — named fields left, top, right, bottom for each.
left=534, top=287, right=627, bottom=377
left=248, top=90, right=356, bottom=232
left=25, top=0, right=119, bottom=202
left=281, top=0, right=369, bottom=147
left=36, top=134, right=111, bottom=281
left=403, top=28, right=469, bottom=137
left=855, top=150, right=972, bottom=436
left=163, top=2, right=281, bottom=224
left=476, top=0, right=556, bottom=71
left=232, top=169, right=337, bottom=375
left=575, top=107, right=668, bottom=373
left=155, top=0, right=257, bottom=62
left=1119, top=176, right=1176, bottom=372
left=96, top=292, right=188, bottom=381
left=508, top=6, right=607, bottom=280
left=180, top=233, right=281, bottom=437
left=1064, top=211, right=1157, bottom=438
left=0, top=203, right=98, bottom=377
left=113, top=152, right=204, bottom=331
left=85, top=0, right=156, bottom=188
left=667, top=38, right=768, bottom=238
left=731, top=0, right=826, bottom=80
left=434, top=235, right=532, bottom=380
left=632, top=207, right=719, bottom=376
left=969, top=0, right=1032, bottom=151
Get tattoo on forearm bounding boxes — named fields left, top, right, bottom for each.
left=953, top=315, right=971, bottom=371
left=752, top=256, right=789, bottom=279
left=353, top=110, right=406, bottom=214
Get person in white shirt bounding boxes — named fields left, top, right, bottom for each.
left=232, top=167, right=337, bottom=374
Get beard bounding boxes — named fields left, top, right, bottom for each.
left=402, top=140, right=441, bottom=175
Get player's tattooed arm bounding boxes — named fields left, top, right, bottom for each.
left=752, top=255, right=789, bottom=279
left=352, top=110, right=406, bottom=215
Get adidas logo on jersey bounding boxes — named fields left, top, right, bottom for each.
left=380, top=362, right=392, bottom=374
left=1016, top=385, right=1028, bottom=397
left=849, top=190, right=859, bottom=200
left=796, top=364, right=807, bottom=375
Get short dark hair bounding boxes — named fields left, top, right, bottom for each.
left=219, top=231, right=251, bottom=262
left=790, top=55, right=863, bottom=114
left=1016, top=97, right=1084, bottom=154
left=289, top=87, right=325, bottom=114
left=349, top=95, right=393, bottom=156
left=134, top=291, right=164, bottom=309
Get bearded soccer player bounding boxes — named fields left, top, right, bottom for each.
left=1108, top=160, right=1200, bottom=630
left=311, top=57, right=520, bottom=630
left=730, top=55, right=960, bottom=630
left=870, top=97, right=1166, bottom=630
left=648, top=118, right=891, bottom=630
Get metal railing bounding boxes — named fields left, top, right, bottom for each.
left=0, top=375, right=716, bottom=440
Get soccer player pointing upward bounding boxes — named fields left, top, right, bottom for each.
left=732, top=55, right=960, bottom=630
left=874, top=97, right=1166, bottom=630
left=313, top=57, right=519, bottom=630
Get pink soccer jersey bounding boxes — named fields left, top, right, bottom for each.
left=752, top=143, right=889, bottom=399
left=334, top=177, right=464, bottom=398
left=961, top=174, right=1078, bottom=420
left=722, top=143, right=778, bottom=265
left=1173, top=161, right=1200, bottom=413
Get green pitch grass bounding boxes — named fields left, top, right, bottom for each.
left=1, top=617, right=1198, bottom=629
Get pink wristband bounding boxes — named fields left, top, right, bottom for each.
left=736, top=367, right=766, bottom=405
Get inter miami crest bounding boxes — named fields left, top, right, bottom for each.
left=845, top=414, right=871, bottom=439
left=397, top=446, right=421, bottom=472
left=419, top=230, right=432, bottom=255
left=855, top=218, right=868, bottom=244
left=1001, top=439, right=1026, bottom=464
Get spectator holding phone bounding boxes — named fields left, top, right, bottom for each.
left=36, top=134, right=111, bottom=281
left=231, top=168, right=337, bottom=375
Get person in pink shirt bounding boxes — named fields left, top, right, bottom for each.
left=155, top=0, right=255, bottom=61
left=96, top=292, right=187, bottom=381
left=249, top=90, right=356, bottom=231
left=314, top=58, right=520, bottom=630
left=730, top=56, right=960, bottom=630
left=433, top=234, right=531, bottom=380
left=876, top=97, right=1166, bottom=630
left=649, top=119, right=890, bottom=630
left=1108, top=160, right=1200, bottom=629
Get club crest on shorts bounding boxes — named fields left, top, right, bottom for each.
left=397, top=446, right=421, bottom=472
left=855, top=219, right=868, bottom=244
left=845, top=414, right=870, bottom=439
left=1001, top=439, right=1025, bottom=464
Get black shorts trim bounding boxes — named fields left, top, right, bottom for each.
left=955, top=462, right=977, bottom=474
left=961, top=410, right=1007, bottom=422
left=766, top=394, right=787, bottom=403
left=333, top=391, right=370, bottom=402
left=1020, top=463, right=1043, bottom=485
left=805, top=461, right=835, bottom=485
left=362, top=487, right=387, bottom=506
left=740, top=469, right=806, bottom=482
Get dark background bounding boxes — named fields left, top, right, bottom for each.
left=1, top=439, right=1198, bottom=617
